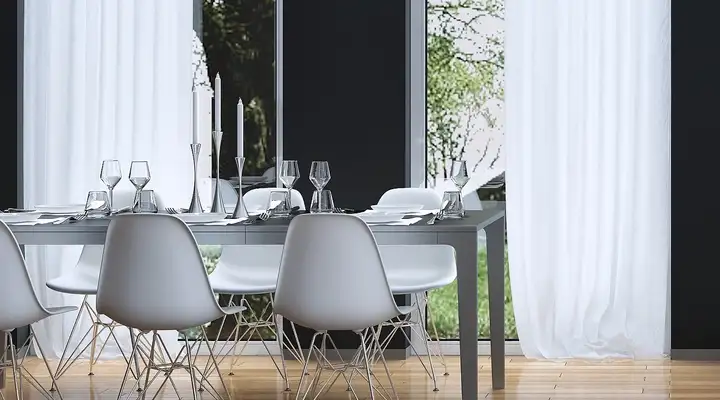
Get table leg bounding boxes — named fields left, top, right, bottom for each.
left=486, top=217, right=506, bottom=389
left=441, top=231, right=479, bottom=400
left=0, top=333, right=4, bottom=389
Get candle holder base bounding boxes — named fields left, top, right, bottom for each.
left=187, top=143, right=204, bottom=214
left=232, top=157, right=249, bottom=219
left=210, top=131, right=226, bottom=214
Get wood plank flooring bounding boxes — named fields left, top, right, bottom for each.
left=2, top=356, right=720, bottom=399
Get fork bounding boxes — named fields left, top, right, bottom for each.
left=166, top=207, right=188, bottom=214
left=427, top=200, right=450, bottom=225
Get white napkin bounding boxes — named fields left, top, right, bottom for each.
left=12, top=217, right=66, bottom=226
left=189, top=218, right=248, bottom=226
left=367, top=217, right=422, bottom=226
left=363, top=209, right=438, bottom=216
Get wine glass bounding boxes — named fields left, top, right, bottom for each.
left=279, top=160, right=300, bottom=218
left=100, top=159, right=122, bottom=211
left=450, top=160, right=469, bottom=217
left=309, top=161, right=331, bottom=200
left=129, top=161, right=151, bottom=207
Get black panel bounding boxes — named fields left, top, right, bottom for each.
left=2, top=0, right=19, bottom=212
left=282, top=0, right=409, bottom=352
left=283, top=0, right=407, bottom=210
left=671, top=1, right=720, bottom=349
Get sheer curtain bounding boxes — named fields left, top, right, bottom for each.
left=24, top=0, right=193, bottom=359
left=505, top=0, right=670, bottom=358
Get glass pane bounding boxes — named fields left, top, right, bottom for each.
left=188, top=0, right=277, bottom=342
left=425, top=0, right=515, bottom=339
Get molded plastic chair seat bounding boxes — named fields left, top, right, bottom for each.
left=46, top=267, right=100, bottom=295
left=208, top=245, right=283, bottom=295
left=379, top=245, right=457, bottom=294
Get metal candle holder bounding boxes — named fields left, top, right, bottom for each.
left=210, top=131, right=226, bottom=213
left=231, top=157, right=249, bottom=219
left=187, top=143, right=204, bottom=213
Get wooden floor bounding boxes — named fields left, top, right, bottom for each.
left=2, top=356, right=720, bottom=399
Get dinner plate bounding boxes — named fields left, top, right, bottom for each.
left=370, top=204, right=424, bottom=213
left=35, top=204, right=86, bottom=214
left=355, top=213, right=406, bottom=224
left=173, top=213, right=228, bottom=224
left=0, top=213, right=42, bottom=223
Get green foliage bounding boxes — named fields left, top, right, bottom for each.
left=428, top=247, right=516, bottom=339
left=202, top=0, right=276, bottom=176
left=427, top=0, right=504, bottom=184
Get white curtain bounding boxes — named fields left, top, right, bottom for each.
left=505, top=0, right=670, bottom=358
left=24, top=0, right=193, bottom=359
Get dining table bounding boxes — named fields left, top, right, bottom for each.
left=2, top=204, right=506, bottom=398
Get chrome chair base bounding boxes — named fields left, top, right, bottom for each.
left=1, top=328, right=63, bottom=400
left=117, top=328, right=228, bottom=400
left=296, top=328, right=398, bottom=400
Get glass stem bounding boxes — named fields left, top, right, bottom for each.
left=108, top=188, right=114, bottom=212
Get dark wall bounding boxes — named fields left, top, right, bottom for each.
left=670, top=1, right=720, bottom=351
left=282, top=0, right=409, bottom=351
left=283, top=0, right=407, bottom=210
left=3, top=0, right=20, bottom=211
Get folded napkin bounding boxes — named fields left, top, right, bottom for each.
left=188, top=218, right=248, bottom=226
left=12, top=217, right=66, bottom=226
left=367, top=217, right=422, bottom=226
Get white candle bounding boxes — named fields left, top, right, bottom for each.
left=192, top=89, right=200, bottom=143
left=214, top=73, right=221, bottom=131
left=237, top=98, right=244, bottom=157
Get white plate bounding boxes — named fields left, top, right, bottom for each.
left=0, top=213, right=42, bottom=223
left=370, top=204, right=424, bottom=213
left=35, top=204, right=86, bottom=214
left=355, top=213, right=406, bottom=224
left=173, top=213, right=228, bottom=224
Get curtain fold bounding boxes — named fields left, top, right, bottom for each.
left=24, top=0, right=194, bottom=359
left=505, top=0, right=670, bottom=358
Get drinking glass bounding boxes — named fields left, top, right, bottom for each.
left=132, top=190, right=158, bottom=214
left=450, top=160, right=469, bottom=215
left=85, top=191, right=111, bottom=219
left=309, top=160, right=331, bottom=191
left=450, top=160, right=469, bottom=190
left=129, top=161, right=151, bottom=207
left=441, top=191, right=464, bottom=219
left=267, top=190, right=290, bottom=218
left=279, top=160, right=300, bottom=216
left=310, top=190, right=335, bottom=214
left=100, top=160, right=122, bottom=210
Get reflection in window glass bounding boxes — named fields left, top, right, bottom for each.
left=191, top=0, right=277, bottom=341
left=425, top=0, right=515, bottom=339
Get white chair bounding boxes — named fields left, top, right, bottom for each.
left=200, top=178, right=239, bottom=210
left=207, top=185, right=307, bottom=390
left=46, top=190, right=163, bottom=381
left=206, top=245, right=301, bottom=391
left=378, top=188, right=442, bottom=209
left=274, top=214, right=409, bottom=400
left=374, top=187, right=456, bottom=391
left=243, top=188, right=306, bottom=212
left=97, top=213, right=243, bottom=399
left=0, top=220, right=77, bottom=400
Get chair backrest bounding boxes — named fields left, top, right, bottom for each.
left=243, top=188, right=306, bottom=211
left=262, top=166, right=276, bottom=182
left=378, top=188, right=442, bottom=209
left=96, top=214, right=223, bottom=331
left=273, top=214, right=400, bottom=332
left=76, top=189, right=165, bottom=274
left=0, top=221, right=49, bottom=331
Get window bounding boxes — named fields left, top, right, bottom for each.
left=423, top=0, right=514, bottom=340
left=191, top=0, right=278, bottom=342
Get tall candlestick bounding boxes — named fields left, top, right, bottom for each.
left=192, top=89, right=200, bottom=143
left=237, top=99, right=244, bottom=157
left=214, top=73, right=222, bottom=131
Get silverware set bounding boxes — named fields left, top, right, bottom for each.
left=427, top=200, right=451, bottom=225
